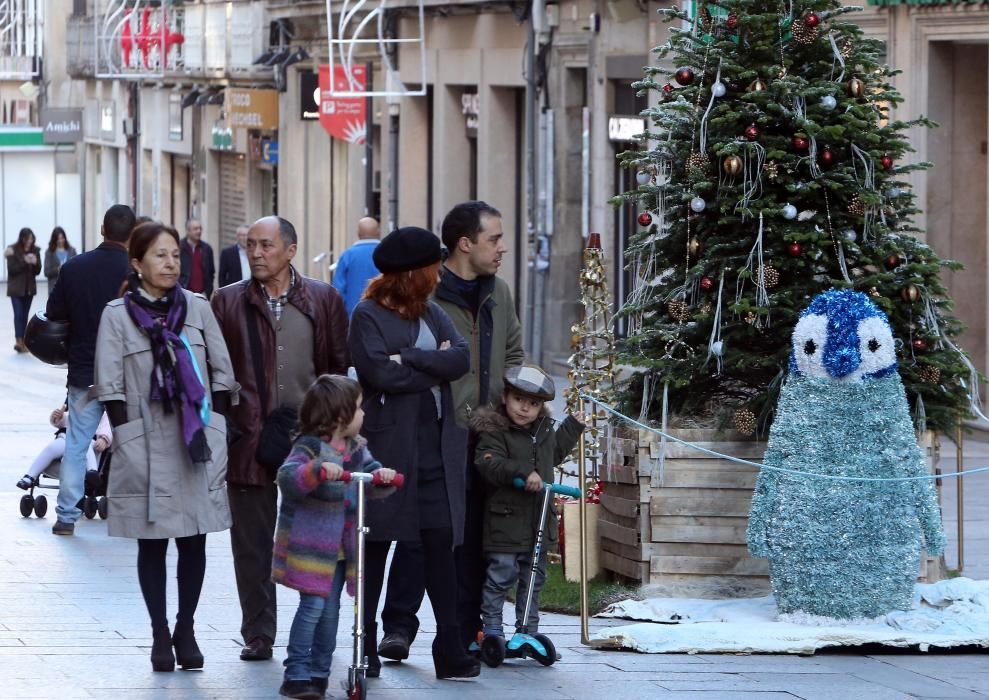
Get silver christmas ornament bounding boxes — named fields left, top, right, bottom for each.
left=888, top=187, right=902, bottom=198
left=712, top=81, right=726, bottom=98
left=636, top=170, right=652, bottom=186
left=782, top=204, right=798, bottom=220
left=843, top=229, right=857, bottom=242
left=712, top=340, right=724, bottom=356
left=690, top=196, right=706, bottom=212
left=820, top=95, right=837, bottom=111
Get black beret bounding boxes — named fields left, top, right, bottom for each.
left=372, top=226, right=442, bottom=273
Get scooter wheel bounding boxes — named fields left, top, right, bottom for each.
left=348, top=675, right=366, bottom=700
left=480, top=635, right=506, bottom=668
left=97, top=496, right=108, bottom=520
left=532, top=634, right=556, bottom=666
left=83, top=497, right=97, bottom=520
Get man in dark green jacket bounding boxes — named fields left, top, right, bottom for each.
left=378, top=201, right=524, bottom=660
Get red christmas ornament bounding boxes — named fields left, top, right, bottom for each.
left=805, top=12, right=820, bottom=28
left=744, top=124, right=759, bottom=141
left=787, top=242, right=802, bottom=257
left=675, top=67, right=696, bottom=86
left=700, top=276, right=714, bottom=291
left=726, top=11, right=738, bottom=29
left=663, top=83, right=674, bottom=94
left=637, top=212, right=653, bottom=227
left=912, top=338, right=928, bottom=352
left=881, top=154, right=894, bottom=170
left=819, top=147, right=835, bottom=167
left=885, top=254, right=902, bottom=269
left=792, top=135, right=809, bottom=152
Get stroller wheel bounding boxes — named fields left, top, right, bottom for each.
left=480, top=634, right=507, bottom=668
left=33, top=494, right=48, bottom=519
left=347, top=674, right=366, bottom=700
left=97, top=497, right=108, bottom=520
left=83, top=497, right=98, bottom=520
left=531, top=634, right=556, bottom=666
left=19, top=494, right=34, bottom=518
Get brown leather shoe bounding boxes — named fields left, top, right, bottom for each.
left=240, top=636, right=273, bottom=661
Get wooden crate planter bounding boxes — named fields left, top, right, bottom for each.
left=597, top=425, right=946, bottom=595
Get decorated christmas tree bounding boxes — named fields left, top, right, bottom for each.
left=617, top=1, right=976, bottom=435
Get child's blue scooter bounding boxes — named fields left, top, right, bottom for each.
left=479, top=479, right=582, bottom=668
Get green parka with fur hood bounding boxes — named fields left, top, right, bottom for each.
left=470, top=405, right=584, bottom=553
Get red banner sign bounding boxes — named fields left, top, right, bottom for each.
left=319, top=65, right=367, bottom=144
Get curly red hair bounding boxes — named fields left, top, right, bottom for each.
left=363, top=262, right=441, bottom=320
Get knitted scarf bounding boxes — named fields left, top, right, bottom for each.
left=124, top=279, right=210, bottom=464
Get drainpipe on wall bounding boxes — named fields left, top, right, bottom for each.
left=387, top=102, right=399, bottom=231
left=524, top=0, right=541, bottom=361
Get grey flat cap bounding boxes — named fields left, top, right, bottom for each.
left=504, top=364, right=556, bottom=401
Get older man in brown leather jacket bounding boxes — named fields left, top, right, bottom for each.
left=211, top=216, right=349, bottom=662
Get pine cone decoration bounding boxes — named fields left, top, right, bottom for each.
left=919, top=365, right=941, bottom=383
left=733, top=408, right=757, bottom=435
left=686, top=152, right=711, bottom=180
left=758, top=265, right=780, bottom=289
left=667, top=300, right=690, bottom=322
left=848, top=195, right=866, bottom=216
left=791, top=21, right=819, bottom=45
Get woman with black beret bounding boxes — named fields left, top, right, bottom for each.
left=348, top=226, right=480, bottom=681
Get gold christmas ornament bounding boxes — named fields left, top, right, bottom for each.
left=764, top=160, right=779, bottom=182
left=667, top=300, right=690, bottom=322
left=869, top=286, right=882, bottom=298
left=848, top=195, right=866, bottom=216
left=733, top=408, right=757, bottom=435
left=901, top=284, right=921, bottom=303
left=919, top=365, right=941, bottom=383
left=744, top=311, right=757, bottom=325
left=759, top=265, right=780, bottom=289
left=687, top=237, right=704, bottom=257
left=686, top=152, right=711, bottom=179
left=701, top=301, right=714, bottom=314
left=847, top=77, right=865, bottom=98
left=747, top=78, right=768, bottom=92
left=723, top=155, right=743, bottom=176
left=791, top=21, right=819, bottom=45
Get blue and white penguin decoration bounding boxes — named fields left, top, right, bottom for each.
left=746, top=289, right=945, bottom=619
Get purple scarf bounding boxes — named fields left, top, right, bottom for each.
left=124, top=280, right=210, bottom=464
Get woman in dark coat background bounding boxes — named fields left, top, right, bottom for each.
left=43, top=226, right=77, bottom=286
left=5, top=227, right=41, bottom=353
left=348, top=226, right=480, bottom=681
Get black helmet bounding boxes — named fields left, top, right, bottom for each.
left=24, top=312, right=69, bottom=366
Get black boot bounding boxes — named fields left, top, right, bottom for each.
left=365, top=621, right=381, bottom=678
left=151, top=627, right=175, bottom=672
left=432, top=624, right=481, bottom=680
left=172, top=621, right=204, bottom=670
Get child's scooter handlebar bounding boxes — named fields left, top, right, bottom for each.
left=341, top=471, right=405, bottom=488
left=512, top=477, right=582, bottom=499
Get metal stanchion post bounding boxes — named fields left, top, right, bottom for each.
left=578, top=395, right=590, bottom=645
left=956, top=424, right=965, bottom=572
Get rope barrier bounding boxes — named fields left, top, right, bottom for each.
left=580, top=393, right=989, bottom=483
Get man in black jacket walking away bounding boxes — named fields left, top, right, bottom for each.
left=218, top=224, right=250, bottom=288
left=46, top=203, right=135, bottom=535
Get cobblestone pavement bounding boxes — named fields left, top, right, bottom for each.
left=0, top=283, right=985, bottom=699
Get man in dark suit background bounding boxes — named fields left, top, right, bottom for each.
left=219, top=224, right=250, bottom=288
left=179, top=218, right=215, bottom=297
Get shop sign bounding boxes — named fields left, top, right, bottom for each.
left=41, top=109, right=83, bottom=143
left=300, top=72, right=319, bottom=120
left=211, top=122, right=234, bottom=150
left=319, top=64, right=366, bottom=144
left=608, top=116, right=645, bottom=142
left=261, top=138, right=278, bottom=165
left=462, top=91, right=479, bottom=139
left=226, top=88, right=279, bottom=130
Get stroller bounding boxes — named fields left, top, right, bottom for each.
left=19, top=449, right=112, bottom=521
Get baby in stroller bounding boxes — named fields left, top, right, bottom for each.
left=16, top=402, right=112, bottom=519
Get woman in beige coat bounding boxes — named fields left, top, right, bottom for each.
left=95, top=221, right=236, bottom=673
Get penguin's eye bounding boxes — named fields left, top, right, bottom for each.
left=804, top=340, right=817, bottom=356
left=868, top=339, right=880, bottom=352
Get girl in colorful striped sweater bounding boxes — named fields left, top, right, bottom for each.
left=273, top=374, right=397, bottom=700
